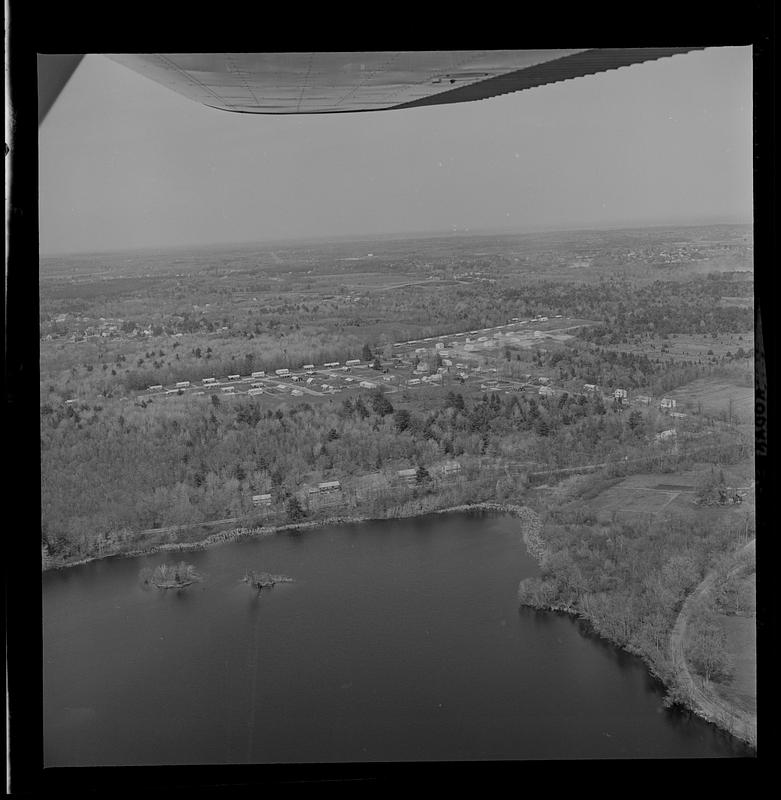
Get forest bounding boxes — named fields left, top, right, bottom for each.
left=41, top=372, right=749, bottom=565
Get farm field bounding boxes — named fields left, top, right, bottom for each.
left=579, top=462, right=755, bottom=524
left=664, top=377, right=754, bottom=422
left=595, top=331, right=753, bottom=363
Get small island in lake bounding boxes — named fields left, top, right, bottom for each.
left=241, top=570, right=294, bottom=590
left=140, top=562, right=203, bottom=590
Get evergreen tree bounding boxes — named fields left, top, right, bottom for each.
left=286, top=496, right=305, bottom=522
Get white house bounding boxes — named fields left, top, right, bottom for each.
left=252, top=493, right=272, bottom=507
left=275, top=368, right=290, bottom=377
left=251, top=371, right=266, bottom=378
left=660, top=398, right=677, bottom=410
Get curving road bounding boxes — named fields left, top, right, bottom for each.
left=669, top=538, right=756, bottom=747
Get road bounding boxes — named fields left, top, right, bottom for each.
left=669, top=538, right=756, bottom=747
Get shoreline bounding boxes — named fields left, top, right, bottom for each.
left=516, top=526, right=757, bottom=752
left=42, top=501, right=537, bottom=572
left=41, top=498, right=754, bottom=751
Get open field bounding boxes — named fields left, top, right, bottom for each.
left=579, top=462, right=754, bottom=523
left=586, top=331, right=753, bottom=363
left=664, top=377, right=754, bottom=421
left=712, top=612, right=757, bottom=715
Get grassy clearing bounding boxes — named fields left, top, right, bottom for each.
left=664, top=378, right=754, bottom=421
left=579, top=462, right=754, bottom=524
left=712, top=613, right=756, bottom=715
left=596, top=332, right=753, bottom=363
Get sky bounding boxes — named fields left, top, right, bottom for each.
left=38, top=47, right=752, bottom=256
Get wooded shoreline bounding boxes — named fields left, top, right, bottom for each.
left=42, top=501, right=535, bottom=572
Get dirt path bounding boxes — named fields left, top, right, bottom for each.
left=669, top=538, right=756, bottom=747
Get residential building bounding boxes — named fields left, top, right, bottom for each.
left=437, top=461, right=461, bottom=482
left=397, top=468, right=418, bottom=486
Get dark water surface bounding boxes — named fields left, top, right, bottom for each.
left=43, top=512, right=751, bottom=764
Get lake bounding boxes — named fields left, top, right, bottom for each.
left=43, top=511, right=752, bottom=764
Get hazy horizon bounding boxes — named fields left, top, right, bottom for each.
left=39, top=216, right=753, bottom=260
left=39, top=48, right=752, bottom=257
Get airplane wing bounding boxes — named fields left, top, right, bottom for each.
left=103, top=49, right=703, bottom=115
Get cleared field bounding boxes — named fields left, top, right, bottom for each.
left=712, top=612, right=756, bottom=716
left=586, top=480, right=685, bottom=517
left=597, top=331, right=753, bottom=362
left=664, top=378, right=754, bottom=421
left=582, top=462, right=755, bottom=523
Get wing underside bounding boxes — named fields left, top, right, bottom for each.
left=106, top=48, right=703, bottom=115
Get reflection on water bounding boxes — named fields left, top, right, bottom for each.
left=43, top=512, right=753, bottom=764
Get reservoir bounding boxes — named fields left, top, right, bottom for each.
left=43, top=512, right=751, bottom=764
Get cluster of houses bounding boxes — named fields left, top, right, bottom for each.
left=248, top=461, right=464, bottom=514
left=395, top=461, right=461, bottom=487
